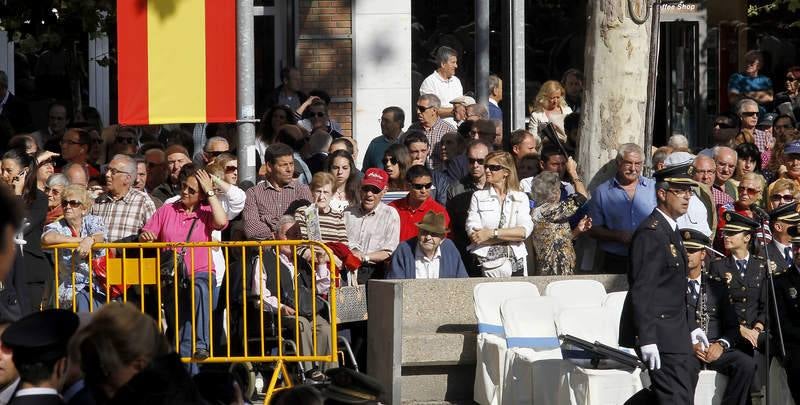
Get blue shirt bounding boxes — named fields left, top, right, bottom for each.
left=362, top=135, right=398, bottom=171
left=589, top=176, right=657, bottom=256
left=728, top=73, right=772, bottom=95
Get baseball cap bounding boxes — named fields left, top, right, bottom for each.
left=758, top=113, right=777, bottom=128
left=361, top=168, right=388, bottom=190
left=664, top=151, right=695, bottom=167
left=450, top=95, right=476, bottom=106
left=786, top=140, right=800, bottom=155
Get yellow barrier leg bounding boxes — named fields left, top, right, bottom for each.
left=264, top=359, right=294, bottom=404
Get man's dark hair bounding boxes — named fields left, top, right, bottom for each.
left=466, top=139, right=493, bottom=153
left=67, top=128, right=92, bottom=146
left=540, top=144, right=566, bottom=164
left=405, top=164, right=432, bottom=183
left=177, top=163, right=199, bottom=186
left=473, top=120, right=496, bottom=142
left=330, top=138, right=354, bottom=155
left=457, top=120, right=473, bottom=139
left=274, top=125, right=307, bottom=150
left=509, top=129, right=533, bottom=148
left=564, top=112, right=581, bottom=134
left=308, top=89, right=331, bottom=105
left=17, top=361, right=60, bottom=385
left=403, top=131, right=429, bottom=147
left=306, top=100, right=328, bottom=116
left=266, top=143, right=294, bottom=165
left=435, top=46, right=458, bottom=67
left=383, top=106, right=405, bottom=128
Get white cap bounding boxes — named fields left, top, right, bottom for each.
left=450, top=95, right=476, bottom=106
left=664, top=151, right=695, bottom=167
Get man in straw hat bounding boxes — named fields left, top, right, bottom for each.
left=387, top=211, right=467, bottom=279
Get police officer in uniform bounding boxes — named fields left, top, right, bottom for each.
left=2, top=309, right=79, bottom=405
left=682, top=228, right=756, bottom=405
left=765, top=201, right=800, bottom=273
left=708, top=211, right=768, bottom=397
left=620, top=163, right=708, bottom=404
left=773, top=225, right=800, bottom=403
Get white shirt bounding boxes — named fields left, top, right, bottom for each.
left=0, top=379, right=19, bottom=405
left=656, top=208, right=679, bottom=231
left=677, top=193, right=712, bottom=237
left=415, top=245, right=442, bottom=279
left=420, top=70, right=463, bottom=127
left=775, top=239, right=792, bottom=262
left=466, top=187, right=534, bottom=263
left=14, top=387, right=59, bottom=397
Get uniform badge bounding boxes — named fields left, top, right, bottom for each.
left=790, top=288, right=798, bottom=299
left=768, top=261, right=777, bottom=274
left=724, top=272, right=733, bottom=286
left=683, top=231, right=691, bottom=240
left=724, top=212, right=732, bottom=222
left=670, top=244, right=678, bottom=258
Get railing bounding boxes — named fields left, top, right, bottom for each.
left=45, top=240, right=339, bottom=401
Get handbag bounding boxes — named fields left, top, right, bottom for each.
left=159, top=217, right=199, bottom=289
left=335, top=269, right=368, bottom=324
left=480, top=257, right=513, bottom=278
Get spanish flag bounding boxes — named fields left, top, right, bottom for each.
left=117, top=0, right=237, bottom=125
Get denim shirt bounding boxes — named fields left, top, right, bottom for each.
left=589, top=176, right=657, bottom=256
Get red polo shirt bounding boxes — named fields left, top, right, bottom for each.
left=389, top=196, right=450, bottom=241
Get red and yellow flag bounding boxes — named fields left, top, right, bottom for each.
left=117, top=0, right=237, bottom=125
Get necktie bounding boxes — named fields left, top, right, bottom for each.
left=688, top=280, right=699, bottom=305
left=736, top=259, right=747, bottom=278
left=785, top=246, right=793, bottom=267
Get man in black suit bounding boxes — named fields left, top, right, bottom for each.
left=773, top=226, right=800, bottom=403
left=2, top=309, right=79, bottom=405
left=620, top=163, right=707, bottom=404
left=682, top=228, right=756, bottom=405
left=765, top=201, right=800, bottom=273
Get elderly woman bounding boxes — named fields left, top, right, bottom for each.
left=141, top=164, right=228, bottom=362
left=44, top=173, right=70, bottom=224
left=766, top=178, right=799, bottom=210
left=530, top=169, right=592, bottom=276
left=41, top=184, right=107, bottom=311
left=527, top=80, right=573, bottom=141
left=466, top=151, right=533, bottom=277
left=716, top=172, right=766, bottom=252
left=382, top=143, right=412, bottom=204
left=326, top=150, right=361, bottom=212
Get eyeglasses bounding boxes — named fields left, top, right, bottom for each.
left=310, top=111, right=326, bottom=118
left=468, top=158, right=485, bottom=165
left=44, top=187, right=61, bottom=195
left=115, top=137, right=137, bottom=145
left=693, top=169, right=714, bottom=176
left=770, top=194, right=795, bottom=203
left=737, top=185, right=761, bottom=195
left=411, top=182, right=433, bottom=190
left=486, top=164, right=506, bottom=172
left=416, top=104, right=434, bottom=113
left=382, top=157, right=398, bottom=166
left=740, top=112, right=759, bottom=117
left=61, top=200, right=82, bottom=208
left=108, top=167, right=130, bottom=176
left=360, top=186, right=381, bottom=194
left=787, top=76, right=799, bottom=82
left=225, top=165, right=238, bottom=173
left=667, top=188, right=693, bottom=198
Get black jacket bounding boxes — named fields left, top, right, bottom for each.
left=9, top=394, right=63, bottom=405
left=774, top=267, right=800, bottom=349
left=109, top=353, right=208, bottom=405
left=253, top=249, right=326, bottom=318
left=619, top=209, right=692, bottom=354
left=709, top=255, right=768, bottom=329
left=687, top=273, right=738, bottom=344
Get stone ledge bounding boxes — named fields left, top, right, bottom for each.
left=401, top=331, right=477, bottom=366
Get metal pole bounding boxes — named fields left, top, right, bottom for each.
left=237, top=0, right=257, bottom=185
left=643, top=0, right=661, bottom=176
left=475, top=0, right=490, bottom=105
left=511, top=0, right=525, bottom=131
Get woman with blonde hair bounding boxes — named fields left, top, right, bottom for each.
left=766, top=178, right=799, bottom=210
left=528, top=80, right=573, bottom=141
left=466, top=151, right=533, bottom=277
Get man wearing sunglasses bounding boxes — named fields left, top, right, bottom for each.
left=765, top=201, right=800, bottom=276
left=298, top=99, right=344, bottom=139
left=407, top=94, right=456, bottom=171
left=195, top=136, right=230, bottom=166
left=389, top=165, right=450, bottom=242
left=736, top=99, right=773, bottom=155
left=58, top=128, right=100, bottom=178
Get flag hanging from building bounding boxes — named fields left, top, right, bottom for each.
left=117, top=0, right=237, bottom=125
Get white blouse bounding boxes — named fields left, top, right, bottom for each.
left=465, top=187, right=534, bottom=259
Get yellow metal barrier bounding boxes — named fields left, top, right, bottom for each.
left=45, top=240, right=340, bottom=402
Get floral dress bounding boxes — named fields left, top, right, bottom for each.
left=531, top=194, right=587, bottom=275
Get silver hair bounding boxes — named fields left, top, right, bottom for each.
left=652, top=149, right=670, bottom=166
left=712, top=146, right=738, bottom=162
left=735, top=98, right=758, bottom=114
left=616, top=143, right=643, bottom=161
left=111, top=154, right=137, bottom=176
left=466, top=103, right=489, bottom=119
left=308, top=130, right=333, bottom=154
left=277, top=214, right=296, bottom=233
left=45, top=173, right=70, bottom=188
left=667, top=134, right=689, bottom=150
left=693, top=154, right=716, bottom=169
left=435, top=46, right=458, bottom=67
left=488, top=74, right=502, bottom=93
left=530, top=172, right=561, bottom=205
left=419, top=94, right=441, bottom=109
left=204, top=136, right=230, bottom=151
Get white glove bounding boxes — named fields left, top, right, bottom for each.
left=691, top=328, right=709, bottom=349
left=640, top=344, right=661, bottom=370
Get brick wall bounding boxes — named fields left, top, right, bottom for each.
left=297, top=0, right=353, bottom=136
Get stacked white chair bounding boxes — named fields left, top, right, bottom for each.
left=500, top=296, right=572, bottom=405
left=545, top=280, right=607, bottom=313
left=601, top=291, right=627, bottom=343
left=769, top=359, right=796, bottom=405
left=473, top=282, right=539, bottom=405
left=556, top=306, right=644, bottom=404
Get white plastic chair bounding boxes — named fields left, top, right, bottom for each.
left=545, top=280, right=607, bottom=314
left=769, top=358, right=796, bottom=405
left=602, top=291, right=627, bottom=347
left=500, top=296, right=572, bottom=405
left=473, top=282, right=539, bottom=405
left=694, top=370, right=728, bottom=405
left=557, top=307, right=644, bottom=405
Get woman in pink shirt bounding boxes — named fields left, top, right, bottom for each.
left=141, top=164, right=228, bottom=363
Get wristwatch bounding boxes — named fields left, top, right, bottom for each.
left=716, top=340, right=729, bottom=350
left=207, top=190, right=216, bottom=197
left=493, top=229, right=499, bottom=238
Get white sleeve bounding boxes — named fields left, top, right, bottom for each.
left=223, top=185, right=247, bottom=220
left=465, top=192, right=482, bottom=234
left=419, top=75, right=434, bottom=95
left=515, top=192, right=534, bottom=237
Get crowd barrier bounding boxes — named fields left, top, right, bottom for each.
left=44, top=240, right=339, bottom=402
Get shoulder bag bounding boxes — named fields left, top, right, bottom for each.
left=159, top=217, right=200, bottom=289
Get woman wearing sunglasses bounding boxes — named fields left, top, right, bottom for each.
left=465, top=151, right=533, bottom=277
left=715, top=172, right=766, bottom=253
left=41, top=184, right=107, bottom=311
left=381, top=144, right=412, bottom=204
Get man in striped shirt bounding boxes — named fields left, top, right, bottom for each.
left=243, top=143, right=313, bottom=240
left=406, top=94, right=456, bottom=171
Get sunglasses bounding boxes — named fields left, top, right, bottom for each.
left=310, top=111, right=326, bottom=118
left=771, top=194, right=795, bottom=203
left=206, top=150, right=229, bottom=158
left=40, top=159, right=56, bottom=167
left=737, top=185, right=761, bottom=195
left=382, top=157, right=398, bottom=166
left=411, top=182, right=433, bottom=190
left=225, top=165, right=238, bottom=173
left=486, top=164, right=506, bottom=172
left=416, top=105, right=434, bottom=113
left=116, top=137, right=137, bottom=145
left=61, top=200, right=82, bottom=208
left=360, top=186, right=381, bottom=194
left=740, top=112, right=759, bottom=117
left=468, top=158, right=485, bottom=165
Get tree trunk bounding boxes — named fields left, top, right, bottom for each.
left=579, top=0, right=652, bottom=188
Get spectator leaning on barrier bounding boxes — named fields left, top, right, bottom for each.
left=43, top=173, right=69, bottom=225
left=389, top=165, right=450, bottom=242
left=90, top=154, right=156, bottom=243
left=588, top=143, right=656, bottom=274
left=243, top=143, right=312, bottom=241
left=466, top=151, right=533, bottom=277
left=388, top=211, right=467, bottom=279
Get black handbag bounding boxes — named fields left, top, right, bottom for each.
left=159, top=217, right=199, bottom=289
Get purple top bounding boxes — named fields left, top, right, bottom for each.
left=142, top=201, right=226, bottom=274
